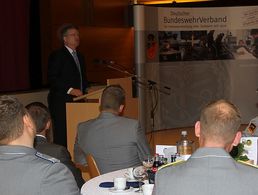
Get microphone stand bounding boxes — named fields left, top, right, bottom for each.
left=104, top=61, right=171, bottom=95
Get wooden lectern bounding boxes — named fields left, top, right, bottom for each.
left=66, top=77, right=138, bottom=179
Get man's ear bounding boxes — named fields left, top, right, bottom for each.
left=45, top=120, right=51, bottom=130
left=23, top=114, right=32, bottom=128
left=119, top=105, right=125, bottom=113
left=63, top=36, right=67, bottom=44
left=195, top=121, right=201, bottom=138
left=232, top=131, right=242, bottom=147
left=23, top=114, right=35, bottom=136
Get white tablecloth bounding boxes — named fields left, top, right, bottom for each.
left=81, top=169, right=143, bottom=195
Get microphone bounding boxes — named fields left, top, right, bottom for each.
left=147, top=80, right=158, bottom=86
left=148, top=80, right=171, bottom=91
left=93, top=59, right=115, bottom=65
left=94, top=59, right=172, bottom=95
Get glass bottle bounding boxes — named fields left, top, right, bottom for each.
left=159, top=155, right=165, bottom=166
left=171, top=154, right=176, bottom=163
left=148, top=153, right=159, bottom=184
left=151, top=153, right=160, bottom=173
left=176, top=130, right=194, bottom=161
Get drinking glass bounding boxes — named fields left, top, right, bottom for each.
left=133, top=166, right=147, bottom=193
left=142, top=155, right=154, bottom=170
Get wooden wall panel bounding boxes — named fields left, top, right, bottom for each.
left=79, top=27, right=134, bottom=84
left=40, top=0, right=134, bottom=86
left=93, top=0, right=132, bottom=27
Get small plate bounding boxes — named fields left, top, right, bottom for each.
left=109, top=186, right=133, bottom=193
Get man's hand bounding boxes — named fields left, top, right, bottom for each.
left=70, top=88, right=83, bottom=97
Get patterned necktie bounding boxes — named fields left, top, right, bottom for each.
left=72, top=51, right=83, bottom=91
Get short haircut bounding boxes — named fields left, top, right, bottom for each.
left=26, top=102, right=50, bottom=134
left=58, top=23, right=79, bottom=42
left=100, top=85, right=125, bottom=112
left=200, top=99, right=241, bottom=144
left=0, top=95, right=26, bottom=144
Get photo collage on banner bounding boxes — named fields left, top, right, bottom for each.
left=146, top=6, right=258, bottom=63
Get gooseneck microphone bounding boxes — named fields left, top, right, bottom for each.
left=93, top=58, right=171, bottom=94
left=93, top=59, right=115, bottom=65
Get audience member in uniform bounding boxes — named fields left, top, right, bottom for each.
left=154, top=99, right=258, bottom=195
left=0, top=95, right=79, bottom=195
left=74, top=85, right=151, bottom=174
left=26, top=102, right=85, bottom=189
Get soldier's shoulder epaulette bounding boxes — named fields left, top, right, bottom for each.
left=35, top=152, right=60, bottom=163
left=158, top=160, right=186, bottom=171
left=237, top=160, right=258, bottom=169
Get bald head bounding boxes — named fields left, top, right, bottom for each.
left=198, top=99, right=241, bottom=147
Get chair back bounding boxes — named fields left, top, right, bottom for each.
left=86, top=154, right=101, bottom=178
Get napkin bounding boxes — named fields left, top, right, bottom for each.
left=99, top=181, right=144, bottom=188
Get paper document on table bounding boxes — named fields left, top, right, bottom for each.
left=156, top=145, right=177, bottom=163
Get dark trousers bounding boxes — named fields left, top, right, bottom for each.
left=48, top=94, right=68, bottom=147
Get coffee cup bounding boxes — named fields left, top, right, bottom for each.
left=114, top=177, right=127, bottom=190
left=142, top=184, right=154, bottom=195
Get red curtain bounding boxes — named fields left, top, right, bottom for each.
left=0, top=0, right=30, bottom=92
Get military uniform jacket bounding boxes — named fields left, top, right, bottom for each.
left=74, top=112, right=151, bottom=174
left=154, top=147, right=258, bottom=195
left=0, top=145, right=80, bottom=195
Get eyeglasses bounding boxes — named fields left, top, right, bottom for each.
left=65, top=33, right=79, bottom=37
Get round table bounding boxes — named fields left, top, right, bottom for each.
left=81, top=168, right=145, bottom=195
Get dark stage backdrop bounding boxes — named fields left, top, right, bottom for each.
left=0, top=0, right=30, bottom=92
left=0, top=0, right=41, bottom=92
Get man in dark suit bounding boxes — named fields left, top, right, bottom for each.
left=26, top=102, right=85, bottom=189
left=48, top=23, right=87, bottom=147
left=74, top=85, right=151, bottom=174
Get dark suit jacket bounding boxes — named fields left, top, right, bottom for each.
left=34, top=135, right=85, bottom=189
left=48, top=46, right=87, bottom=101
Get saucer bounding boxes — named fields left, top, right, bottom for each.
left=108, top=186, right=133, bottom=193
